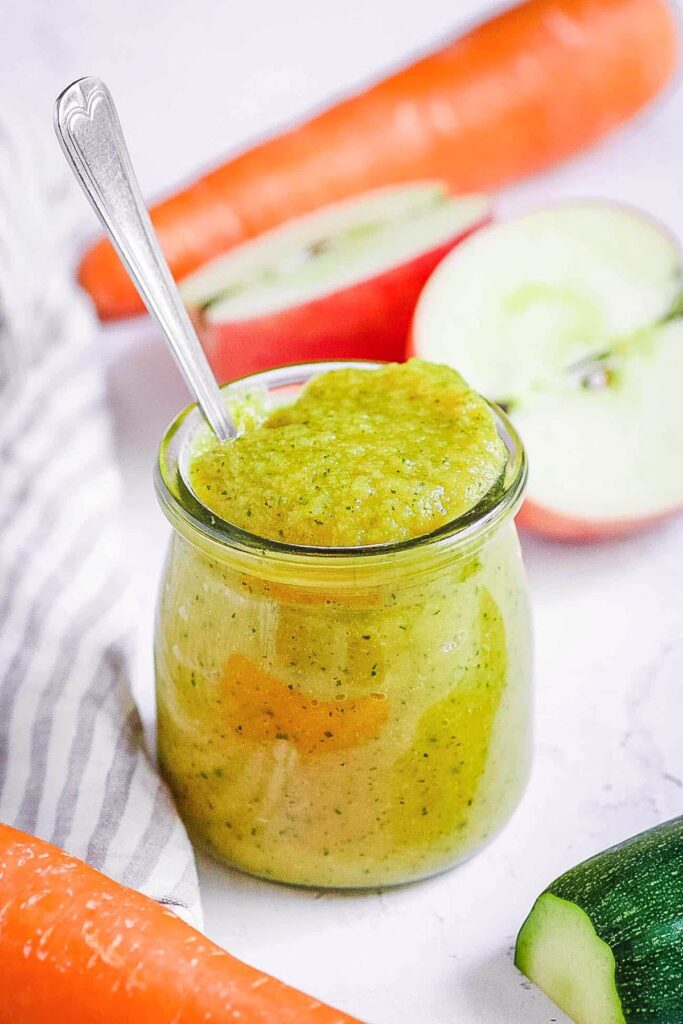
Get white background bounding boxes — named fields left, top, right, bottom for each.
left=4, top=2, right=683, bottom=1021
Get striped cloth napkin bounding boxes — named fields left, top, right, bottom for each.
left=0, top=114, right=201, bottom=927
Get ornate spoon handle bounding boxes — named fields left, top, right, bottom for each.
left=54, top=77, right=235, bottom=441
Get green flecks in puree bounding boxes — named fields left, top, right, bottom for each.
left=156, top=359, right=529, bottom=886
left=219, top=652, right=390, bottom=758
left=389, top=588, right=507, bottom=849
left=190, top=359, right=507, bottom=546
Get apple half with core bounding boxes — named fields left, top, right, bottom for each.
left=181, top=183, right=490, bottom=381
left=411, top=202, right=683, bottom=540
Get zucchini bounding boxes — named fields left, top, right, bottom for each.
left=515, top=816, right=683, bottom=1023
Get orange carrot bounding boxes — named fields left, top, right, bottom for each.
left=78, top=0, right=677, bottom=320
left=0, top=823, right=362, bottom=1024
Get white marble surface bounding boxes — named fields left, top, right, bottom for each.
left=5, top=1, right=683, bottom=1020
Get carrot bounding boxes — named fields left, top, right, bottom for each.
left=0, top=823, right=362, bottom=1024
left=78, top=0, right=677, bottom=321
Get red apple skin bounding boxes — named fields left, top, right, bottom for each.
left=197, top=215, right=490, bottom=383
left=516, top=499, right=679, bottom=542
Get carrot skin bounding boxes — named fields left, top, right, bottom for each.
left=0, top=824, right=362, bottom=1024
left=78, top=0, right=677, bottom=320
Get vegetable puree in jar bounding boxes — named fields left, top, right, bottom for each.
left=188, top=360, right=507, bottom=545
left=155, top=359, right=532, bottom=886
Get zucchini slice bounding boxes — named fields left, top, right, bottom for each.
left=515, top=816, right=683, bottom=1023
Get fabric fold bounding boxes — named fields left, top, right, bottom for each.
left=0, top=112, right=201, bottom=927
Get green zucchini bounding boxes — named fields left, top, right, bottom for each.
left=515, top=816, right=683, bottom=1024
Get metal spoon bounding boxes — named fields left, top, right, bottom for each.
left=54, top=76, right=236, bottom=442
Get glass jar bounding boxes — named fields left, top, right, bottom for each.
left=155, top=362, right=532, bottom=888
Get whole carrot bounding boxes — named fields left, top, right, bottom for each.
left=78, top=0, right=677, bottom=320
left=0, top=823, right=362, bottom=1024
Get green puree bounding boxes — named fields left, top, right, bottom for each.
left=189, top=359, right=507, bottom=545
left=156, top=360, right=531, bottom=887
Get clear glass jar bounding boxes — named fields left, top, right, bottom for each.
left=155, top=362, right=532, bottom=888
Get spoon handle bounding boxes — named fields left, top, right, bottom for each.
left=54, top=77, right=235, bottom=441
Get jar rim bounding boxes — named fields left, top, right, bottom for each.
left=155, top=360, right=527, bottom=569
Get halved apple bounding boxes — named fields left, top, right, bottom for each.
left=180, top=183, right=490, bottom=381
left=411, top=202, right=683, bottom=540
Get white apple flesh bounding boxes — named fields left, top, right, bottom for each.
left=180, top=183, right=490, bottom=381
left=411, top=203, right=683, bottom=539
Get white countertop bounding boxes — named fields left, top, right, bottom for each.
left=5, top=1, right=683, bottom=1020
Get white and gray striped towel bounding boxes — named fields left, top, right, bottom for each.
left=0, top=115, right=201, bottom=926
